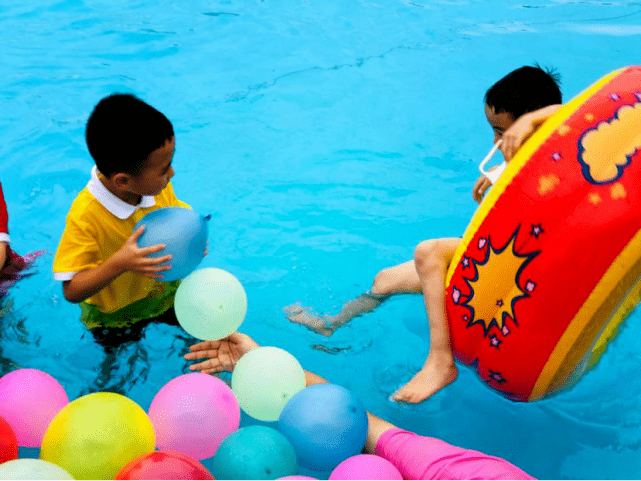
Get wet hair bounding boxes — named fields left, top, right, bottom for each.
left=485, top=64, right=562, bottom=120
left=85, top=93, right=174, bottom=177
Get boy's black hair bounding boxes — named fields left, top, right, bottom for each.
left=85, top=93, right=174, bottom=177
left=485, top=64, right=562, bottom=120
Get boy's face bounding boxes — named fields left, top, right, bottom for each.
left=485, top=104, right=515, bottom=153
left=128, top=137, right=175, bottom=196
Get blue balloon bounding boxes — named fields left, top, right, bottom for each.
left=277, top=384, right=368, bottom=472
left=135, top=207, right=209, bottom=282
left=212, top=426, right=298, bottom=480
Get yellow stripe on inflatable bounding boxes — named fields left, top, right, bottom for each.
left=590, top=272, right=641, bottom=366
left=529, top=227, right=641, bottom=400
left=445, top=67, right=626, bottom=285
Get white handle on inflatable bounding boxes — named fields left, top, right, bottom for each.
left=479, top=139, right=507, bottom=185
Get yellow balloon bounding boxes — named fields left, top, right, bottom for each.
left=40, top=392, right=155, bottom=480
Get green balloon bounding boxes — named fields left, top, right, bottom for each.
left=174, top=268, right=248, bottom=341
left=0, top=460, right=74, bottom=480
left=232, top=347, right=306, bottom=421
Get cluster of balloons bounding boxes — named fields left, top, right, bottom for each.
left=0, top=363, right=403, bottom=480
left=0, top=259, right=400, bottom=480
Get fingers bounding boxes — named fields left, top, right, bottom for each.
left=475, top=183, right=488, bottom=203
left=478, top=178, right=491, bottom=200
left=187, top=360, right=222, bottom=373
left=500, top=137, right=517, bottom=161
left=188, top=341, right=219, bottom=353
left=184, top=349, right=219, bottom=360
left=141, top=244, right=168, bottom=256
left=129, top=225, right=146, bottom=241
left=139, top=254, right=172, bottom=266
left=184, top=351, right=218, bottom=362
left=473, top=176, right=491, bottom=203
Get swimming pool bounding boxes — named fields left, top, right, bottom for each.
left=1, top=0, right=640, bottom=478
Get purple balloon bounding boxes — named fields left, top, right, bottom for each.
left=148, top=373, right=240, bottom=460
left=329, top=454, right=403, bottom=480
left=0, top=369, right=69, bottom=447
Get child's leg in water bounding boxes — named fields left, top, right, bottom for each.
left=85, top=308, right=196, bottom=395
left=285, top=260, right=422, bottom=336
left=393, top=238, right=461, bottom=404
left=85, top=321, right=149, bottom=395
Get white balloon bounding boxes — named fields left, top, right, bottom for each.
left=0, top=458, right=74, bottom=481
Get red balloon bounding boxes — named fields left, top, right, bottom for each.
left=0, top=415, right=18, bottom=463
left=116, top=450, right=214, bottom=480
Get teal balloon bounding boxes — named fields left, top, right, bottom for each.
left=232, top=347, right=306, bottom=421
left=212, top=426, right=298, bottom=480
left=174, top=268, right=247, bottom=340
left=135, top=207, right=209, bottom=282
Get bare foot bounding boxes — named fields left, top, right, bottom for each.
left=392, top=354, right=458, bottom=403
left=284, top=304, right=335, bottom=336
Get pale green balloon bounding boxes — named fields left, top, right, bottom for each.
left=0, top=459, right=74, bottom=480
left=231, top=346, right=306, bottom=421
left=174, top=268, right=248, bottom=341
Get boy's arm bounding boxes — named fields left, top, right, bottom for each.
left=62, top=226, right=172, bottom=304
left=501, top=104, right=562, bottom=161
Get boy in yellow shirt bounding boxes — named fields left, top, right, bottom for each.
left=54, top=93, right=193, bottom=350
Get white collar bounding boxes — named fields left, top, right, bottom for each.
left=86, top=166, right=156, bottom=219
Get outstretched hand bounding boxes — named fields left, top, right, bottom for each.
left=184, top=332, right=260, bottom=374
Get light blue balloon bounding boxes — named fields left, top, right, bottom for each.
left=278, top=384, right=368, bottom=472
left=212, top=426, right=298, bottom=480
left=135, top=207, right=209, bottom=282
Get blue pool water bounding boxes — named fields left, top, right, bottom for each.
left=1, top=0, right=640, bottom=478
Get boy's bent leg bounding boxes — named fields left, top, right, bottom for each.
left=370, top=260, right=422, bottom=296
left=393, top=238, right=460, bottom=403
left=286, top=260, right=422, bottom=336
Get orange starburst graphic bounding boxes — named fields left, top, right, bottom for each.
left=457, top=227, right=539, bottom=336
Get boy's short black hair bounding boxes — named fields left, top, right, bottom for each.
left=85, top=93, right=174, bottom=177
left=485, top=65, right=562, bottom=120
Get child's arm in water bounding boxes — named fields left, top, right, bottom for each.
left=62, top=226, right=172, bottom=303
left=185, top=332, right=534, bottom=480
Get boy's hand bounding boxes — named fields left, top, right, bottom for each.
left=184, top=332, right=260, bottom=374
left=111, top=226, right=172, bottom=279
left=500, top=104, right=562, bottom=161
left=499, top=113, right=537, bottom=161
left=473, top=166, right=500, bottom=203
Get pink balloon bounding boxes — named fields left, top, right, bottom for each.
left=276, top=476, right=318, bottom=481
left=329, top=454, right=403, bottom=480
left=148, top=373, right=240, bottom=460
left=0, top=369, right=69, bottom=447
